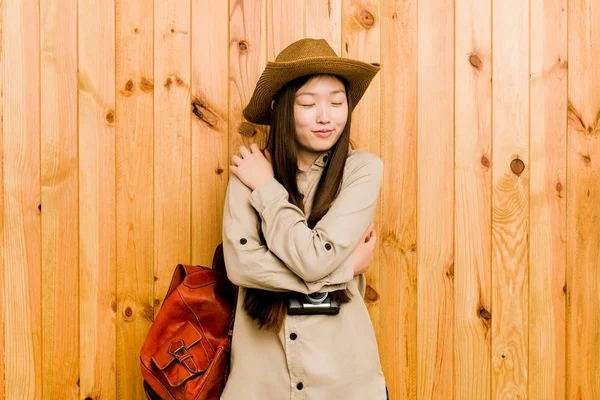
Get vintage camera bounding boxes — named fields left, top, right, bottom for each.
left=287, top=292, right=340, bottom=315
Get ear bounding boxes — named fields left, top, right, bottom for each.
left=270, top=100, right=274, bottom=110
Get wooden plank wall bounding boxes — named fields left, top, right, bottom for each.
left=1, top=0, right=599, bottom=399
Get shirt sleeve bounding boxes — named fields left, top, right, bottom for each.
left=249, top=153, right=384, bottom=283
left=222, top=173, right=353, bottom=294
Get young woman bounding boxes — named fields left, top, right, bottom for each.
left=221, top=38, right=387, bottom=400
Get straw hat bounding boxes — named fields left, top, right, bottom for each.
left=243, top=38, right=381, bottom=125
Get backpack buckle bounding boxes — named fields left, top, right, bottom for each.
left=169, top=340, right=199, bottom=374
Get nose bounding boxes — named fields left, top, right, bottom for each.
left=316, top=104, right=330, bottom=124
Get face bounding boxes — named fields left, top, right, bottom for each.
left=293, top=75, right=348, bottom=166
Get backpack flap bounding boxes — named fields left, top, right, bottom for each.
left=151, top=321, right=211, bottom=388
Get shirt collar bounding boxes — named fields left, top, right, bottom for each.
left=297, top=150, right=332, bottom=173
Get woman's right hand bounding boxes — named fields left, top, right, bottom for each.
left=352, top=223, right=377, bottom=275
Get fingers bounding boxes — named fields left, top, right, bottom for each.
left=231, top=154, right=243, bottom=166
left=250, top=143, right=261, bottom=153
left=239, top=146, right=252, bottom=158
left=368, top=229, right=377, bottom=245
left=263, top=148, right=272, bottom=162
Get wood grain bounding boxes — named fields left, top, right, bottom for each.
left=342, top=0, right=382, bottom=382
left=267, top=0, right=304, bottom=62
left=0, top=0, right=5, bottom=396
left=153, top=0, right=191, bottom=312
left=41, top=0, right=79, bottom=397
left=417, top=0, right=455, bottom=396
left=78, top=0, right=116, bottom=397
left=380, top=0, right=418, bottom=398
left=454, top=0, right=492, bottom=397
left=566, top=0, right=600, bottom=398
left=190, top=0, right=228, bottom=267
left=3, top=0, right=42, bottom=397
left=530, top=0, right=567, bottom=397
left=229, top=0, right=268, bottom=154
left=305, top=0, right=342, bottom=55
left=491, top=0, right=530, bottom=397
left=115, top=0, right=154, bottom=398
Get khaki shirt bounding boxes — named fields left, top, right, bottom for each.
left=221, top=147, right=386, bottom=400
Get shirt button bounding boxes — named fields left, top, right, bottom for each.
left=325, top=243, right=332, bottom=250
left=290, top=333, right=297, bottom=340
left=323, top=155, right=329, bottom=162
left=296, top=382, right=304, bottom=390
left=240, top=238, right=247, bottom=245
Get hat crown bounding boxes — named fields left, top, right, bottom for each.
left=275, top=38, right=338, bottom=63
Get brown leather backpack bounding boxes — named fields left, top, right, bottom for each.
left=140, top=243, right=238, bottom=400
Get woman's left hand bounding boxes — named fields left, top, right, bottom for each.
left=230, top=144, right=274, bottom=191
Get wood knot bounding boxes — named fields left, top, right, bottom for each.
left=445, top=263, right=454, bottom=279
left=480, top=155, right=490, bottom=168
left=469, top=54, right=483, bottom=70
left=216, top=168, right=224, bottom=174
left=510, top=158, right=525, bottom=176
left=192, top=96, right=218, bottom=127
left=139, top=77, right=154, bottom=93
left=141, top=303, right=154, bottom=322
left=556, top=182, right=563, bottom=192
left=358, top=9, right=375, bottom=28
left=563, top=284, right=567, bottom=294
left=121, top=80, right=134, bottom=97
left=581, top=154, right=591, bottom=165
left=110, top=299, right=117, bottom=313
left=238, top=122, right=257, bottom=137
left=105, top=110, right=115, bottom=124
left=170, top=28, right=175, bottom=33
left=175, top=76, right=185, bottom=87
left=478, top=307, right=491, bottom=320
left=238, top=41, right=248, bottom=53
left=558, top=57, right=568, bottom=69
left=364, top=285, right=380, bottom=303
left=38, top=204, right=42, bottom=212
left=133, top=27, right=139, bottom=34
left=164, top=77, right=173, bottom=89
left=124, top=307, right=133, bottom=318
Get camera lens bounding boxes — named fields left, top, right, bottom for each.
left=305, top=292, right=328, bottom=304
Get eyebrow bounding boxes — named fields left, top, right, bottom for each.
left=295, top=89, right=346, bottom=98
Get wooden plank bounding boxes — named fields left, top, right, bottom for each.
left=190, top=0, right=228, bottom=266
left=153, top=0, right=191, bottom=311
left=267, top=0, right=304, bottom=61
left=78, top=0, right=116, bottom=396
left=229, top=0, right=268, bottom=152
left=379, top=0, right=417, bottom=398
left=0, top=0, right=5, bottom=396
left=40, top=0, right=79, bottom=397
left=454, top=0, right=492, bottom=397
left=491, top=0, right=529, bottom=397
left=2, top=0, right=42, bottom=397
left=529, top=0, right=567, bottom=397
left=566, top=0, right=600, bottom=398
left=416, top=0, right=454, bottom=396
left=115, top=0, right=154, bottom=397
left=341, top=0, right=382, bottom=382
left=305, top=0, right=342, bottom=55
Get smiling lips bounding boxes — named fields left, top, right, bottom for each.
left=313, top=129, right=333, bottom=138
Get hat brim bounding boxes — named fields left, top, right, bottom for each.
left=243, top=57, right=381, bottom=125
